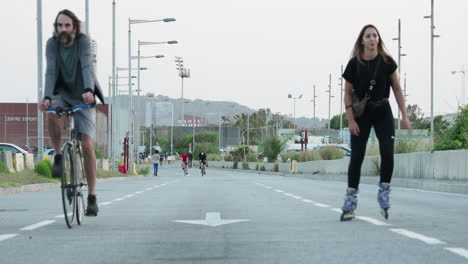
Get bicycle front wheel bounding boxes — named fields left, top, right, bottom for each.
left=75, top=149, right=86, bottom=225
left=61, top=143, right=77, bottom=228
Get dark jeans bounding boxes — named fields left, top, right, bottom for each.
left=348, top=102, right=395, bottom=189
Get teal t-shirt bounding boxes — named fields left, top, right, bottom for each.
left=57, top=42, right=85, bottom=104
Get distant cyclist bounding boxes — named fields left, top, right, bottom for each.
left=39, top=10, right=105, bottom=217
left=198, top=149, right=207, bottom=169
left=181, top=152, right=189, bottom=176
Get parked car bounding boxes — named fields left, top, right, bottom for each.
left=43, top=149, right=55, bottom=158
left=0, top=143, right=28, bottom=154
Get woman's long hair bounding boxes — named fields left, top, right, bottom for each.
left=53, top=9, right=82, bottom=37
left=350, top=24, right=391, bottom=64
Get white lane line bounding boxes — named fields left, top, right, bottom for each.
left=331, top=208, right=342, bottom=213
left=124, top=194, right=135, bottom=198
left=0, top=234, right=17, bottom=242
left=113, top=197, right=125, bottom=202
left=445, top=248, right=468, bottom=260
left=283, top=193, right=294, bottom=196
left=99, top=202, right=113, bottom=206
left=145, top=188, right=153, bottom=191
left=314, top=203, right=330, bottom=208
left=302, top=199, right=315, bottom=203
left=20, top=220, right=56, bottom=231
left=274, top=189, right=284, bottom=193
left=356, top=216, right=390, bottom=226
left=265, top=186, right=272, bottom=189
left=390, top=229, right=446, bottom=245
left=135, top=191, right=144, bottom=194
left=291, top=196, right=302, bottom=199
left=55, top=213, right=72, bottom=218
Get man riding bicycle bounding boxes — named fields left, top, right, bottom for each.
left=39, top=10, right=104, bottom=217
left=198, top=149, right=207, bottom=171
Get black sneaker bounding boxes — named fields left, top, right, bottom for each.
left=51, top=154, right=62, bottom=178
left=85, top=195, right=99, bottom=216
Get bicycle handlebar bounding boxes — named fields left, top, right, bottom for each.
left=46, top=104, right=94, bottom=115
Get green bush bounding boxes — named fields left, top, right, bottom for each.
left=395, top=138, right=432, bottom=154
left=229, top=146, right=251, bottom=162
left=319, top=147, right=344, bottom=160
left=207, top=153, right=222, bottom=161
left=0, top=162, right=10, bottom=174
left=34, top=159, right=53, bottom=177
left=224, top=154, right=234, bottom=161
left=95, top=148, right=105, bottom=159
left=435, top=105, right=468, bottom=151
left=260, top=165, right=266, bottom=171
left=137, top=166, right=150, bottom=175
left=262, top=136, right=287, bottom=162
left=281, top=151, right=322, bottom=162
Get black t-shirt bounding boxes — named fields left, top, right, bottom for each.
left=342, top=54, right=397, bottom=100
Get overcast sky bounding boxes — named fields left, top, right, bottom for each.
left=1, top=0, right=467, bottom=120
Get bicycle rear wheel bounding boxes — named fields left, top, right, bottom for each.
left=61, top=143, right=77, bottom=228
left=75, top=149, right=86, bottom=225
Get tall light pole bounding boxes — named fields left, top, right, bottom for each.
left=338, top=66, right=344, bottom=137
left=326, top=74, right=335, bottom=130
left=185, top=101, right=196, bottom=152
left=287, top=94, right=303, bottom=131
left=424, top=0, right=440, bottom=147
left=85, top=0, right=89, bottom=35
left=36, top=0, right=44, bottom=160
left=311, top=85, right=317, bottom=129
left=135, top=40, right=176, bottom=160
left=452, top=66, right=467, bottom=106
left=111, top=0, right=116, bottom=169
left=128, top=17, right=175, bottom=171
left=146, top=93, right=156, bottom=156
left=175, top=57, right=190, bottom=126
left=393, top=18, right=408, bottom=132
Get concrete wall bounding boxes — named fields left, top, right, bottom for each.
left=0, top=152, right=111, bottom=173
left=208, top=149, right=468, bottom=181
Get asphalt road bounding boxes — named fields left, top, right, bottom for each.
left=1, top=164, right=468, bottom=264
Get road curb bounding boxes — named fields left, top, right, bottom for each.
left=0, top=175, right=147, bottom=195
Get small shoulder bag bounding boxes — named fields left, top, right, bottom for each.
left=351, top=56, right=381, bottom=118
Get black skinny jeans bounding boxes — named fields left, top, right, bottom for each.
left=348, top=102, right=395, bottom=189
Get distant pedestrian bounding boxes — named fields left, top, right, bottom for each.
left=340, top=24, right=412, bottom=221
left=152, top=150, right=160, bottom=176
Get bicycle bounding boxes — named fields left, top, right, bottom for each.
left=200, top=160, right=206, bottom=176
left=46, top=104, right=91, bottom=228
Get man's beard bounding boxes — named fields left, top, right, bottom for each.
left=58, top=32, right=75, bottom=46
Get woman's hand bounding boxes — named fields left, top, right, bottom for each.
left=349, top=119, right=360, bottom=136
left=401, top=116, right=412, bottom=133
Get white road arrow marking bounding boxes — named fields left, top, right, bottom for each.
left=174, top=212, right=250, bottom=227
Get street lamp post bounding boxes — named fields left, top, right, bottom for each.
left=452, top=66, right=467, bottom=106
left=326, top=74, right=335, bottom=130
left=175, top=57, right=190, bottom=126
left=128, top=17, right=175, bottom=171
left=185, top=101, right=196, bottom=152
left=392, top=18, right=408, bottom=132
left=338, top=66, right=344, bottom=137
left=424, top=0, right=440, bottom=147
left=287, top=93, right=303, bottom=132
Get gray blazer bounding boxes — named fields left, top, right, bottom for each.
left=44, top=34, right=105, bottom=104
